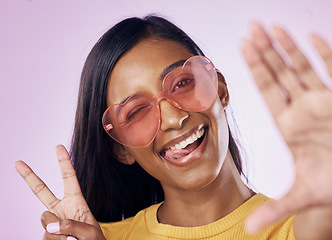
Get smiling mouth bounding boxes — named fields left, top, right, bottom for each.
left=161, top=127, right=206, bottom=162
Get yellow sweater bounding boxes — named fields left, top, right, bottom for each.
left=99, top=194, right=295, bottom=239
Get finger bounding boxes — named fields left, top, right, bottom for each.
left=41, top=211, right=61, bottom=230
left=311, top=34, right=332, bottom=79
left=241, top=39, right=287, bottom=117
left=272, top=26, right=325, bottom=90
left=46, top=220, right=104, bottom=240
left=14, top=160, right=60, bottom=211
left=245, top=199, right=294, bottom=233
left=250, top=22, right=305, bottom=99
left=55, top=145, right=82, bottom=196
left=43, top=232, right=75, bottom=240
left=245, top=183, right=308, bottom=233
left=42, top=231, right=61, bottom=240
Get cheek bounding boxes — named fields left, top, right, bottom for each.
left=206, top=99, right=229, bottom=158
left=126, top=147, right=163, bottom=176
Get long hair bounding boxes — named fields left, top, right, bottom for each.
left=70, top=15, right=244, bottom=222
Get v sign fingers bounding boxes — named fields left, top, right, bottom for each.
left=56, top=145, right=82, bottom=197
left=15, top=145, right=99, bottom=229
left=14, top=160, right=60, bottom=214
left=53, top=145, right=98, bottom=227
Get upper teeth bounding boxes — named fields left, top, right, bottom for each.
left=170, top=128, right=205, bottom=150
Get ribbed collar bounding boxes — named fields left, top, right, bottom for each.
left=145, top=193, right=268, bottom=239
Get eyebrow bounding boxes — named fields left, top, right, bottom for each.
left=160, top=59, right=187, bottom=80
left=119, top=59, right=187, bottom=104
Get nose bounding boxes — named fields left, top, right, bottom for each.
left=159, top=100, right=189, bottom=132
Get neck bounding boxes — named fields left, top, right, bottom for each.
left=158, top=153, right=254, bottom=227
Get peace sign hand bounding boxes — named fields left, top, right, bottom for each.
left=15, top=145, right=104, bottom=239
left=241, top=23, right=332, bottom=233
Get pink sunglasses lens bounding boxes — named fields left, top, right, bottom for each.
left=163, top=56, right=218, bottom=112
left=102, top=94, right=160, bottom=147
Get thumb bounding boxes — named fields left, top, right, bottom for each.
left=41, top=211, right=60, bottom=230
left=245, top=187, right=308, bottom=233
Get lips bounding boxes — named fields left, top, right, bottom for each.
left=160, top=126, right=207, bottom=166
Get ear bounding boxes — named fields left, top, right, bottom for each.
left=217, top=71, right=229, bottom=108
left=112, top=142, right=136, bottom=165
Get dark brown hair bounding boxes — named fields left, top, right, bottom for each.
left=70, top=15, right=244, bottom=222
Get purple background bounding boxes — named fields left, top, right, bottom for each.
left=1, top=0, right=331, bottom=239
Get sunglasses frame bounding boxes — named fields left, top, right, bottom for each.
left=102, top=55, right=219, bottom=147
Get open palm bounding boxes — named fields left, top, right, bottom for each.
left=242, top=23, right=332, bottom=232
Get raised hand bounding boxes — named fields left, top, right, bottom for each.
left=15, top=145, right=104, bottom=239
left=241, top=23, right=332, bottom=233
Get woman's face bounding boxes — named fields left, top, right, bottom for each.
left=106, top=38, right=230, bottom=191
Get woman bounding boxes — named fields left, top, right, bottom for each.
left=15, top=16, right=332, bottom=239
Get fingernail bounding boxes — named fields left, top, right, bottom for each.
left=67, top=237, right=77, bottom=240
left=46, top=222, right=60, bottom=233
